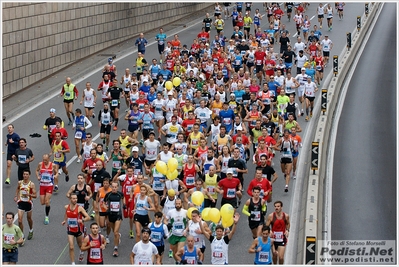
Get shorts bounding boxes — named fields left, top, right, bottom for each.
left=297, top=87, right=305, bottom=97
left=67, top=231, right=83, bottom=237
left=200, top=246, right=206, bottom=254
left=306, top=96, right=315, bottom=102
left=7, top=153, right=13, bottom=161
left=292, top=151, right=299, bottom=158
left=99, top=211, right=108, bottom=217
left=100, top=124, right=111, bottom=135
left=128, top=124, right=139, bottom=133
left=54, top=160, right=67, bottom=168
left=144, top=159, right=156, bottom=168
left=204, top=198, right=217, bottom=208
left=142, top=129, right=153, bottom=140
left=273, top=237, right=288, bottom=248
left=158, top=44, right=165, bottom=55
left=75, top=131, right=87, bottom=140
left=17, top=201, right=33, bottom=212
left=156, top=245, right=165, bottom=255
left=284, top=62, right=293, bottom=70
left=249, top=220, right=264, bottom=230
left=92, top=191, right=98, bottom=201
left=2, top=248, right=18, bottom=263
left=40, top=185, right=53, bottom=195
left=318, top=14, right=324, bottom=19
left=63, top=99, right=74, bottom=103
left=327, top=17, right=332, bottom=22
left=316, top=67, right=323, bottom=73
left=108, top=213, right=122, bottom=223
left=323, top=51, right=330, bottom=57
left=169, top=234, right=186, bottom=245
left=220, top=172, right=227, bottom=180
left=110, top=103, right=120, bottom=111
left=280, top=158, right=292, bottom=164
left=216, top=29, right=223, bottom=34
left=244, top=27, right=251, bottom=32
left=134, top=213, right=150, bottom=227
left=87, top=261, right=104, bottom=264
left=85, top=106, right=94, bottom=110
left=246, top=62, right=254, bottom=68
left=255, top=65, right=264, bottom=73
left=154, top=190, right=164, bottom=197
left=221, top=197, right=238, bottom=209
left=233, top=66, right=241, bottom=73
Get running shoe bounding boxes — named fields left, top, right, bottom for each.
left=44, top=216, right=49, bottom=225
left=102, top=138, right=105, bottom=144
left=58, top=169, right=62, bottom=175
left=28, top=231, right=33, bottom=240
left=53, top=185, right=59, bottom=193
left=105, top=146, right=109, bottom=152
left=159, top=59, right=163, bottom=64
left=77, top=157, right=81, bottom=163
left=285, top=185, right=289, bottom=193
left=90, top=211, right=95, bottom=219
left=168, top=249, right=173, bottom=258
left=65, top=175, right=70, bottom=182
left=92, top=114, right=95, bottom=119
left=113, top=126, right=117, bottom=131
left=293, top=172, right=296, bottom=179
left=320, top=25, right=322, bottom=29
left=106, top=236, right=110, bottom=244
left=305, top=116, right=309, bottom=121
left=310, top=112, right=313, bottom=118
left=113, top=248, right=119, bottom=257
left=20, top=238, right=25, bottom=247
left=5, top=178, right=10, bottom=185
left=79, top=253, right=84, bottom=262
left=129, top=230, right=134, bottom=239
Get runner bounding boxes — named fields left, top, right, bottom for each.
left=248, top=225, right=275, bottom=265
left=91, top=160, right=111, bottom=223
left=12, top=138, right=34, bottom=182
left=107, top=78, right=124, bottom=131
left=242, top=186, right=267, bottom=239
left=272, top=130, right=295, bottom=193
left=66, top=174, right=93, bottom=214
left=130, top=228, right=161, bottom=265
left=337, top=2, right=345, bottom=20
left=14, top=169, right=37, bottom=243
left=43, top=108, right=63, bottom=149
left=109, top=139, right=128, bottom=183
left=148, top=211, right=169, bottom=264
left=98, top=102, right=114, bottom=151
left=317, top=3, right=324, bottom=29
left=120, top=68, right=132, bottom=110
left=97, top=74, right=112, bottom=104
left=5, top=124, right=20, bottom=185
left=265, top=201, right=290, bottom=265
left=135, top=33, right=148, bottom=55
left=95, top=178, right=112, bottom=244
left=124, top=103, right=141, bottom=140
left=80, top=222, right=106, bottom=264
left=82, top=149, right=103, bottom=218
left=35, top=154, right=57, bottom=225
left=246, top=168, right=272, bottom=203
left=185, top=178, right=214, bottom=212
left=227, top=147, right=248, bottom=189
left=51, top=131, right=70, bottom=191
left=304, top=76, right=319, bottom=121
left=80, top=82, right=97, bottom=120
left=73, top=108, right=93, bottom=163
left=218, top=168, right=243, bottom=209
left=155, top=28, right=167, bottom=62
left=103, top=181, right=125, bottom=257
left=325, top=3, right=334, bottom=31
left=2, top=212, right=24, bottom=264
left=320, top=35, right=333, bottom=67
left=198, top=211, right=240, bottom=265
left=61, top=193, right=91, bottom=264
left=60, top=77, right=79, bottom=125
left=143, top=132, right=161, bottom=175
left=185, top=209, right=211, bottom=262
left=175, top=235, right=204, bottom=265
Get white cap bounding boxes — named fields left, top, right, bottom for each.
left=131, top=146, right=139, bottom=152
left=236, top=126, right=243, bottom=131
left=143, top=79, right=148, bottom=83
left=301, top=67, right=306, bottom=71
left=168, top=91, right=173, bottom=96
left=230, top=93, right=235, bottom=97
left=226, top=168, right=234, bottom=174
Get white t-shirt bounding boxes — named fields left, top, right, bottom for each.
left=320, top=39, right=333, bottom=51
left=132, top=241, right=158, bottom=265
left=143, top=139, right=161, bottom=161
left=194, top=107, right=212, bottom=123
left=293, top=42, right=306, bottom=55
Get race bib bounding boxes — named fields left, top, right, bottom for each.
left=226, top=188, right=236, bottom=198
left=251, top=211, right=261, bottom=221
left=94, top=183, right=101, bottom=192
left=151, top=232, right=161, bottom=242
left=274, top=231, right=284, bottom=242
left=54, top=152, right=62, bottom=160
left=186, top=176, right=195, bottom=186
left=75, top=131, right=83, bottom=139
left=18, top=155, right=27, bottom=164
left=4, top=233, right=15, bottom=244
left=111, top=99, right=118, bottom=106
left=259, top=251, right=270, bottom=262
left=41, top=173, right=52, bottom=182
left=207, top=186, right=215, bottom=193
left=90, top=248, right=101, bottom=259
left=65, top=92, right=71, bottom=97
left=112, top=161, right=121, bottom=169
left=213, top=251, right=223, bottom=258
left=68, top=218, right=78, bottom=228
left=110, top=201, right=120, bottom=212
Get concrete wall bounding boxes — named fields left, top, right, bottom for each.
left=2, top=2, right=211, bottom=98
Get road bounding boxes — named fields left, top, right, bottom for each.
left=2, top=2, right=366, bottom=264
left=331, top=3, right=396, bottom=242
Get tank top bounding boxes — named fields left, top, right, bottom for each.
left=235, top=144, right=246, bottom=160
left=196, top=146, right=208, bottom=167
left=211, top=236, right=229, bottom=264
left=149, top=222, right=166, bottom=246
left=18, top=181, right=33, bottom=203
left=98, top=187, right=112, bottom=212
left=281, top=138, right=293, bottom=159
left=248, top=198, right=263, bottom=223
left=203, top=157, right=215, bottom=175
left=122, top=175, right=136, bottom=197
left=82, top=142, right=94, bottom=160
left=285, top=77, right=296, bottom=95
left=87, top=235, right=103, bottom=263
left=285, top=120, right=297, bottom=131
left=100, top=110, right=112, bottom=125
left=52, top=140, right=65, bottom=162
left=189, top=132, right=201, bottom=149
left=122, top=74, right=132, bottom=91
left=254, top=237, right=272, bottom=264
left=74, top=184, right=89, bottom=208
left=272, top=212, right=287, bottom=242
left=317, top=6, right=324, bottom=15
left=210, top=124, right=221, bottom=140
left=183, top=163, right=196, bottom=188
left=271, top=114, right=279, bottom=127
left=162, top=195, right=177, bottom=215
left=285, top=102, right=297, bottom=118
left=39, top=161, right=54, bottom=186
left=135, top=194, right=150, bottom=216
left=232, top=122, right=243, bottom=135
left=216, top=134, right=229, bottom=154
left=130, top=91, right=139, bottom=103
left=66, top=205, right=81, bottom=233
left=204, top=174, right=218, bottom=199
left=182, top=245, right=198, bottom=264
left=249, top=111, right=260, bottom=128
left=259, top=91, right=272, bottom=106
left=211, top=101, right=223, bottom=118
left=111, top=151, right=123, bottom=172
left=221, top=155, right=231, bottom=173
left=83, top=88, right=95, bottom=107
left=152, top=169, right=165, bottom=192
left=174, top=154, right=186, bottom=172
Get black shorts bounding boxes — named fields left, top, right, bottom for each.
left=237, top=7, right=242, bottom=12
left=306, top=96, right=315, bottom=102
left=246, top=62, right=254, bottom=68
left=99, top=211, right=108, bottom=217
left=110, top=104, right=120, bottom=111
left=7, top=153, right=13, bottom=161
left=244, top=27, right=251, bottom=32
left=63, top=99, right=74, bottom=103
left=154, top=190, right=163, bottom=197
left=280, top=157, right=292, bottom=164
left=92, top=192, right=98, bottom=201
left=134, top=213, right=150, bottom=227
left=221, top=197, right=238, bottom=209
left=204, top=198, right=217, bottom=208
left=67, top=231, right=83, bottom=237
left=85, top=107, right=94, bottom=110
left=100, top=124, right=111, bottom=135
left=128, top=124, right=139, bottom=133
left=249, top=220, right=264, bottom=230
left=144, top=159, right=156, bottom=168
left=142, top=129, right=152, bottom=140
left=273, top=236, right=287, bottom=248
left=323, top=51, right=330, bottom=57
left=267, top=14, right=273, bottom=18
left=327, top=17, right=332, bottom=22
left=158, top=44, right=165, bottom=55
left=216, top=29, right=223, bottom=34
left=318, top=14, right=324, bottom=19
left=156, top=245, right=165, bottom=255
left=108, top=213, right=122, bottom=223
left=255, top=65, right=264, bottom=73
left=17, top=201, right=33, bottom=212
left=200, top=246, right=206, bottom=254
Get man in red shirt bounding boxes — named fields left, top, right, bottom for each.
left=181, top=111, right=196, bottom=137
left=197, top=28, right=210, bottom=44
left=273, top=5, right=284, bottom=19
left=50, top=120, right=68, bottom=141
left=254, top=46, right=266, bottom=82
left=170, top=34, right=181, bottom=57
left=218, top=168, right=242, bottom=209
left=247, top=168, right=272, bottom=203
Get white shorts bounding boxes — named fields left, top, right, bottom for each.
left=297, top=87, right=305, bottom=97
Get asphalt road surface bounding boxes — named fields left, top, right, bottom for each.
left=2, top=2, right=366, bottom=265
left=331, top=3, right=396, bottom=242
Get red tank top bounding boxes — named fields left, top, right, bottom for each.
left=249, top=111, right=260, bottom=128
left=123, top=175, right=137, bottom=197
left=272, top=212, right=287, bottom=242
left=183, top=163, right=196, bottom=189
left=87, top=234, right=103, bottom=263
left=39, top=161, right=54, bottom=186
left=256, top=147, right=269, bottom=166
left=66, top=205, right=81, bottom=233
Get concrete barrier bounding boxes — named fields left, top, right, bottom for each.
left=301, top=2, right=383, bottom=265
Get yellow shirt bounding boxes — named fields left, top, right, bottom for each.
left=243, top=16, right=253, bottom=27
left=204, top=174, right=218, bottom=199
left=189, top=132, right=201, bottom=149
left=210, top=101, right=223, bottom=119
left=53, top=140, right=65, bottom=163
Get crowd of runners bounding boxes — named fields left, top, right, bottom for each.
left=3, top=2, right=343, bottom=265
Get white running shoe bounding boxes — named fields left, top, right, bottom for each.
left=106, top=236, right=110, bottom=244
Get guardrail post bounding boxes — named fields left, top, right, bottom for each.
left=311, top=142, right=319, bottom=175
left=333, top=55, right=338, bottom=77
left=346, top=32, right=351, bottom=51
left=321, top=89, right=327, bottom=115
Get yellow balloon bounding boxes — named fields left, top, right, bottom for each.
left=155, top=161, right=168, bottom=175
left=187, top=207, right=198, bottom=219
left=220, top=204, right=235, bottom=219
left=201, top=207, right=211, bottom=221
left=221, top=216, right=234, bottom=228
left=165, top=81, right=173, bottom=90
left=209, top=208, right=221, bottom=224
left=166, top=169, right=178, bottom=180
left=167, top=158, right=179, bottom=173
left=191, top=191, right=204, bottom=206
left=173, top=77, right=181, bottom=87
left=43, top=125, right=47, bottom=130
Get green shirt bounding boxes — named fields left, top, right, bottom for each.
left=2, top=223, right=23, bottom=249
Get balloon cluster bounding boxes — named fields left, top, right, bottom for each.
left=165, top=77, right=181, bottom=91
left=156, top=158, right=179, bottom=180
left=201, top=204, right=235, bottom=228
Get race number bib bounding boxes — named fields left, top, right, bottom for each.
left=90, top=248, right=101, bottom=259
left=111, top=99, right=118, bottom=106
left=274, top=231, right=284, bottom=242
left=68, top=218, right=78, bottom=228
left=110, top=201, right=120, bottom=212
left=226, top=188, right=236, bottom=198
left=75, top=131, right=83, bottom=139
left=259, top=251, right=270, bottom=262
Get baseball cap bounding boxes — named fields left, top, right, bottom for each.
left=108, top=57, right=113, bottom=63
left=226, top=168, right=234, bottom=174
left=167, top=189, right=176, bottom=197
left=241, top=39, right=246, bottom=42
left=139, top=91, right=145, bottom=95
left=168, top=91, right=174, bottom=96
left=301, top=67, right=306, bottom=71
left=230, top=93, right=235, bottom=97
left=236, top=126, right=243, bottom=131
left=50, top=108, right=56, bottom=113
left=141, top=228, right=151, bottom=234
left=131, top=146, right=139, bottom=152
left=143, top=79, right=148, bottom=83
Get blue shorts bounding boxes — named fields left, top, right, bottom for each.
left=200, top=122, right=207, bottom=130
left=303, top=29, right=309, bottom=32
left=285, top=62, right=293, bottom=69
left=292, top=151, right=299, bottom=158
left=3, top=248, right=18, bottom=263
left=74, top=131, right=86, bottom=140
left=54, top=159, right=67, bottom=168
